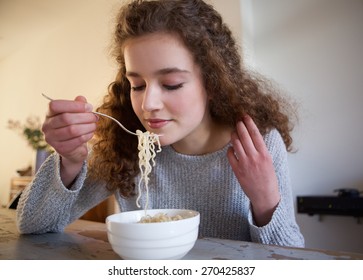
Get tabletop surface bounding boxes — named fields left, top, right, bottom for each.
left=1, top=208, right=362, bottom=260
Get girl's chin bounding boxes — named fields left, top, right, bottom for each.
left=157, top=135, right=177, bottom=147
left=158, top=138, right=170, bottom=147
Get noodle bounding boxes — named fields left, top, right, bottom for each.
left=135, top=130, right=161, bottom=210
left=138, top=213, right=184, bottom=223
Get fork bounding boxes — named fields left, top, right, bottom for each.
left=41, top=93, right=138, bottom=136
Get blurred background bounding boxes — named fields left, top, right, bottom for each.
left=1, top=0, right=362, bottom=253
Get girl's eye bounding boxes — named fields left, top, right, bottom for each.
left=164, top=83, right=183, bottom=91
left=131, top=83, right=183, bottom=91
left=131, top=85, right=145, bottom=92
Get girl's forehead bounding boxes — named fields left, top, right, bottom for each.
left=123, top=33, right=197, bottom=75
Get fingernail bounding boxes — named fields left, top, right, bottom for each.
left=85, top=103, right=93, bottom=112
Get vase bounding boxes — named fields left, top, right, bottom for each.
left=35, top=149, right=50, bottom=173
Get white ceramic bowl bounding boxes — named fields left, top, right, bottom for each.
left=106, top=209, right=200, bottom=260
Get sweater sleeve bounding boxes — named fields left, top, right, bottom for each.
left=248, top=129, right=305, bottom=247
left=16, top=153, right=112, bottom=234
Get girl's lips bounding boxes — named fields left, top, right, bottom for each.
left=146, top=119, right=170, bottom=129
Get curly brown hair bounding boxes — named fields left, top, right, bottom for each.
left=88, top=0, right=297, bottom=197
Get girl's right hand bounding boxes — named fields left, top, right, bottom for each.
left=42, top=96, right=98, bottom=186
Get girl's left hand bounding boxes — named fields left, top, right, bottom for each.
left=227, top=115, right=280, bottom=226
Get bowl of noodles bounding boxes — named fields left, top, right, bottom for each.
left=106, top=209, right=200, bottom=260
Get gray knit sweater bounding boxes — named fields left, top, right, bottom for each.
left=16, top=129, right=304, bottom=247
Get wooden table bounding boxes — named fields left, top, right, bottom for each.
left=1, top=208, right=362, bottom=260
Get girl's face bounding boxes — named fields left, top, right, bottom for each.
left=124, top=33, right=214, bottom=154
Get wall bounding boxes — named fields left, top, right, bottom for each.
left=243, top=0, right=363, bottom=252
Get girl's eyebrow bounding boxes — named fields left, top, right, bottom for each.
left=126, top=67, right=190, bottom=77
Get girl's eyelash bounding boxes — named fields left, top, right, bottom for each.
left=164, top=83, right=183, bottom=90
left=131, top=83, right=184, bottom=92
left=131, top=85, right=145, bottom=91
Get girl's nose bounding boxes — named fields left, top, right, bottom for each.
left=142, top=85, right=163, bottom=112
